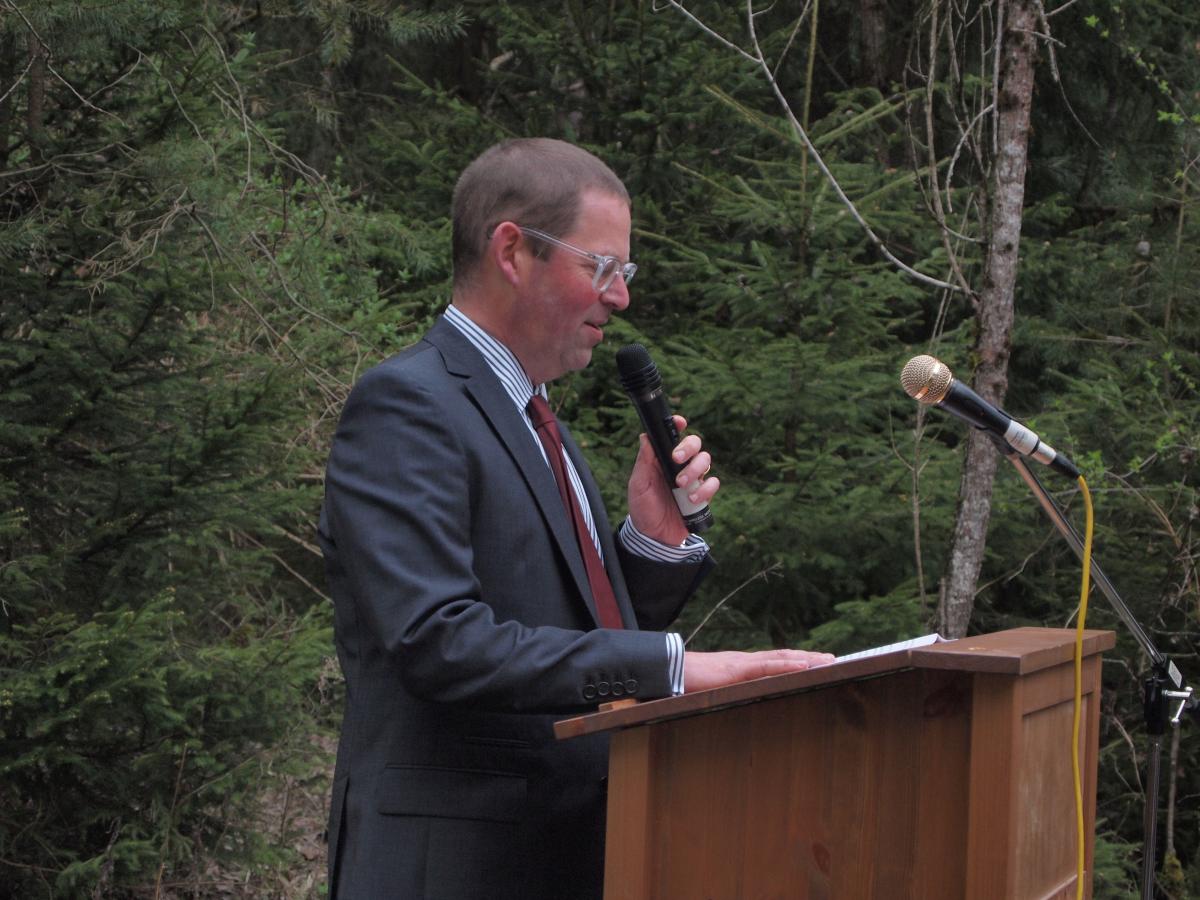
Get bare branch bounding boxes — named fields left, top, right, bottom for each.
left=1045, top=0, right=1085, bottom=17
left=275, top=524, right=324, bottom=558
left=655, top=1, right=758, bottom=64
left=81, top=188, right=194, bottom=290
left=239, top=531, right=331, bottom=603
left=0, top=55, right=32, bottom=107
left=0, top=0, right=49, bottom=53
left=1033, top=0, right=1101, bottom=149
left=201, top=27, right=255, bottom=196
left=135, top=47, right=216, bottom=168
left=921, top=0, right=976, bottom=297
left=46, top=61, right=127, bottom=127
left=888, top=408, right=933, bottom=610
left=685, top=562, right=782, bottom=645
left=187, top=207, right=352, bottom=403
left=771, top=0, right=815, bottom=79
left=742, top=0, right=965, bottom=293
left=661, top=1, right=968, bottom=294
left=246, top=231, right=363, bottom=343
left=991, top=1, right=1004, bottom=159
left=86, top=51, right=144, bottom=105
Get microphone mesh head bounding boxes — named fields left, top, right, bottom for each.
left=900, top=355, right=954, bottom=404
left=616, top=343, right=661, bottom=393
left=615, top=343, right=653, bottom=376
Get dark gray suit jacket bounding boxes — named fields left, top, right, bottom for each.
left=319, top=317, right=711, bottom=899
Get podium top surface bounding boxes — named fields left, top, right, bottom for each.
left=554, top=627, right=1115, bottom=741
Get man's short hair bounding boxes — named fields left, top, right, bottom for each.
left=451, top=138, right=629, bottom=286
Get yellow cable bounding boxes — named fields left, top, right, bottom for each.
left=1073, top=475, right=1094, bottom=900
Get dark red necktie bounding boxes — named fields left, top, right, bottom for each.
left=527, top=395, right=624, bottom=629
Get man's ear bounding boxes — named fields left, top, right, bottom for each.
left=488, top=221, right=526, bottom=288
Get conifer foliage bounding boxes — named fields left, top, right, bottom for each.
left=0, top=1, right=404, bottom=894
left=1, top=0, right=1198, bottom=895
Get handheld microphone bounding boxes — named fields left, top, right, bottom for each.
left=616, top=344, right=714, bottom=533
left=900, top=354, right=1080, bottom=480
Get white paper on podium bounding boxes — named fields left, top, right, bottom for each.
left=834, top=632, right=947, bottom=663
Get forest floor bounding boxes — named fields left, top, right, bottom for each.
left=148, top=733, right=335, bottom=899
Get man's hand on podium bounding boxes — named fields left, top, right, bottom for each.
left=683, top=649, right=835, bottom=693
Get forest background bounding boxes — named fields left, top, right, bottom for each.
left=1, top=0, right=1198, bottom=897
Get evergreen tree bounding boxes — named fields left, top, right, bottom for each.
left=0, top=1, right=411, bottom=893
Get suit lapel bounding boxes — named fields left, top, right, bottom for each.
left=424, top=318, right=600, bottom=624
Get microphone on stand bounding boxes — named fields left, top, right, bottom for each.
left=900, top=354, right=1080, bottom=480
left=616, top=344, right=714, bottom=533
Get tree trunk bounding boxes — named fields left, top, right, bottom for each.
left=939, top=0, right=1039, bottom=638
left=25, top=29, right=46, bottom=155
left=858, top=0, right=888, bottom=89
left=0, top=32, right=15, bottom=169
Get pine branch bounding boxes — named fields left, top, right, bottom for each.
left=661, top=0, right=965, bottom=294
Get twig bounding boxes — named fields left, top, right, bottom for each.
left=654, top=0, right=757, bottom=64
left=154, top=745, right=189, bottom=900
left=0, top=56, right=32, bottom=106
left=0, top=0, right=49, bottom=53
left=771, top=0, right=814, bottom=79
left=274, top=524, right=324, bottom=557
left=1033, top=0, right=1100, bottom=148
left=135, top=45, right=216, bottom=168
left=921, top=0, right=976, bottom=298
left=1107, top=712, right=1144, bottom=795
left=665, top=2, right=960, bottom=291
left=239, top=530, right=331, bottom=603
left=201, top=26, right=254, bottom=197
left=685, top=561, right=782, bottom=645
left=46, top=61, right=127, bottom=126
left=1045, top=0, right=1085, bottom=16
left=740, top=0, right=964, bottom=293
left=991, top=1, right=1003, bottom=159
left=247, top=232, right=362, bottom=341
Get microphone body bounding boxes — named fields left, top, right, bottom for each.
left=616, top=345, right=714, bottom=533
left=900, top=355, right=1080, bottom=480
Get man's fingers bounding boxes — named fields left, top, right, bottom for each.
left=740, top=650, right=835, bottom=678
left=748, top=655, right=832, bottom=677
left=684, top=649, right=836, bottom=693
left=671, top=433, right=702, bottom=464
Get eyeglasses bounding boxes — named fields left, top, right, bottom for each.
left=518, top=226, right=637, bottom=293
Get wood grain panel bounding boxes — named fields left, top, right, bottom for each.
left=585, top=629, right=1111, bottom=900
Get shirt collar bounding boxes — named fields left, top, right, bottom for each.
left=444, top=304, right=547, bottom=408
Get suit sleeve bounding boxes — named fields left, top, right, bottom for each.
left=321, top=364, right=677, bottom=713
left=615, top=540, right=713, bottom=632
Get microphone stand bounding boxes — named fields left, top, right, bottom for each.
left=988, top=436, right=1196, bottom=899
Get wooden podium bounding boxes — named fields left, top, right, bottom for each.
left=556, top=628, right=1115, bottom=900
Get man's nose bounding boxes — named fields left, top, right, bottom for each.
left=601, top=275, right=630, bottom=311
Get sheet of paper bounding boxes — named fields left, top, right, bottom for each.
left=834, top=632, right=947, bottom=663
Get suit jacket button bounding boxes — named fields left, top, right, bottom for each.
left=624, top=679, right=638, bottom=694
left=611, top=682, right=625, bottom=697
left=597, top=681, right=610, bottom=697
left=582, top=685, right=598, bottom=701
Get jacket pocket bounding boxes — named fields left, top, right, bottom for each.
left=462, top=734, right=532, bottom=750
left=377, top=764, right=527, bottom=823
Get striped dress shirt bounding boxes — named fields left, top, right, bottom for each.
left=445, top=304, right=701, bottom=694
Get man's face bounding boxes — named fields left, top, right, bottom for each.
left=515, top=189, right=632, bottom=385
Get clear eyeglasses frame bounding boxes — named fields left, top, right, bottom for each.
left=517, top=226, right=637, bottom=293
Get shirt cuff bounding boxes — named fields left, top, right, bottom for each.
left=619, top=516, right=709, bottom=563
left=666, top=632, right=685, bottom=695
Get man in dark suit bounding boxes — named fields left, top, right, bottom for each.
left=319, top=138, right=832, bottom=899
